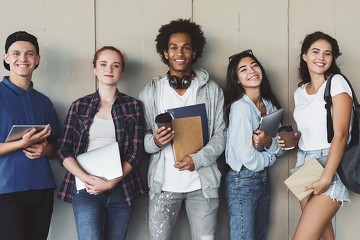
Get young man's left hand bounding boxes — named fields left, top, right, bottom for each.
left=175, top=156, right=195, bottom=171
left=23, top=139, right=51, bottom=159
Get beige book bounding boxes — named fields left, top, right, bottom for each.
left=172, top=116, right=203, bottom=162
left=284, top=157, right=324, bottom=201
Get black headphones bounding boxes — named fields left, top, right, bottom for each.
left=167, top=71, right=195, bottom=89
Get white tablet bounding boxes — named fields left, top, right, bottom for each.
left=259, top=108, right=283, bottom=137
left=5, top=125, right=47, bottom=142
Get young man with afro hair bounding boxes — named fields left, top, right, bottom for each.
left=139, top=18, right=225, bottom=240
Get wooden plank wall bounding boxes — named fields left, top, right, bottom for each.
left=1, top=0, right=359, bottom=239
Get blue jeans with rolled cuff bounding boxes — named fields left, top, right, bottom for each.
left=226, top=167, right=270, bottom=240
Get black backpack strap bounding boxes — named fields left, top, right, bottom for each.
left=324, top=73, right=358, bottom=143
left=324, top=74, right=334, bottom=143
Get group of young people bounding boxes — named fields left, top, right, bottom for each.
left=0, top=18, right=353, bottom=240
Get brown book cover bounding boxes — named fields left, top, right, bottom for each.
left=172, top=116, right=204, bottom=162
left=284, top=156, right=324, bottom=201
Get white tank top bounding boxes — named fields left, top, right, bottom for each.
left=87, top=116, right=116, bottom=151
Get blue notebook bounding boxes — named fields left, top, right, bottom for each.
left=166, top=103, right=209, bottom=145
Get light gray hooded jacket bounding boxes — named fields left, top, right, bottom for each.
left=139, top=68, right=226, bottom=199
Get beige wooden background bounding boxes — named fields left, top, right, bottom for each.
left=1, top=0, right=360, bottom=239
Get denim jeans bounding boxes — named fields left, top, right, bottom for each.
left=226, top=167, right=270, bottom=240
left=149, top=189, right=219, bottom=240
left=73, top=184, right=133, bottom=240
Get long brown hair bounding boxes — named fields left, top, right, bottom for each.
left=298, top=31, right=341, bottom=86
left=224, top=50, right=281, bottom=126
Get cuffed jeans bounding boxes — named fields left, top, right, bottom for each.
left=73, top=185, right=133, bottom=240
left=226, top=167, right=270, bottom=240
left=149, top=189, right=219, bottom=240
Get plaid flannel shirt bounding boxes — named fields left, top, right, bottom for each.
left=57, top=90, right=145, bottom=205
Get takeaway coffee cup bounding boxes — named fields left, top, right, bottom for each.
left=277, top=125, right=301, bottom=150
left=155, top=112, right=173, bottom=130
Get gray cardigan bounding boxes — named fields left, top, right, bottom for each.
left=139, top=68, right=226, bottom=199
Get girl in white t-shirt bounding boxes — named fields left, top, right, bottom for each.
left=287, top=31, right=353, bottom=240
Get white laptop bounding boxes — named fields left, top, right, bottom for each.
left=75, top=142, right=123, bottom=190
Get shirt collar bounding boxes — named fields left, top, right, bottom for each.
left=243, top=94, right=270, bottom=116
left=1, top=76, right=35, bottom=96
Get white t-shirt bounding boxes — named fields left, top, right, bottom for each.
left=294, top=74, right=352, bottom=151
left=159, top=77, right=202, bottom=192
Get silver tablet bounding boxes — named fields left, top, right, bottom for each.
left=5, top=125, right=47, bottom=142
left=259, top=109, right=283, bottom=137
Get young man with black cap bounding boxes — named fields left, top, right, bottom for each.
left=0, top=31, right=61, bottom=240
left=139, top=19, right=225, bottom=240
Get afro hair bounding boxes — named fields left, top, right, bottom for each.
left=155, top=18, right=206, bottom=65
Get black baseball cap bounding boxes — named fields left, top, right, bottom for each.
left=3, top=31, right=40, bottom=71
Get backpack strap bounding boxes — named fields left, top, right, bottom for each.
left=324, top=73, right=358, bottom=143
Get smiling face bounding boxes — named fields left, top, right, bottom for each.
left=302, top=39, right=333, bottom=77
left=93, top=49, right=123, bottom=87
left=163, top=32, right=196, bottom=77
left=3, top=41, right=39, bottom=78
left=236, top=56, right=263, bottom=91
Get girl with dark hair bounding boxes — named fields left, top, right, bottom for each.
left=290, top=31, right=352, bottom=239
left=224, top=49, right=284, bottom=240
